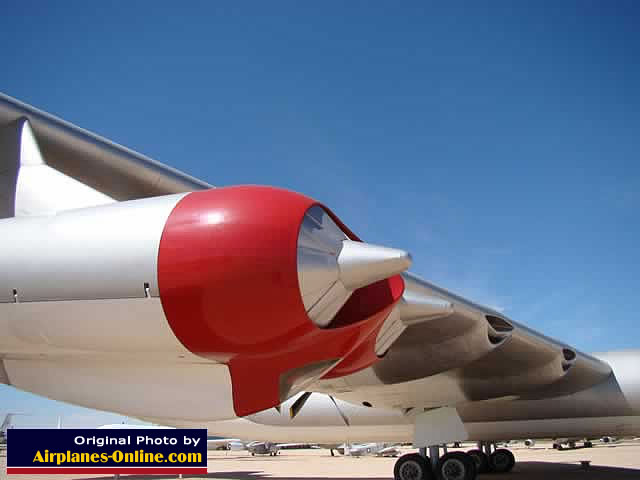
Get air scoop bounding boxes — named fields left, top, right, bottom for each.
left=298, top=206, right=412, bottom=328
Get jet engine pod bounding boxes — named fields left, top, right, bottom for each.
left=158, top=186, right=409, bottom=416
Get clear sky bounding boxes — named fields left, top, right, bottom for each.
left=1, top=2, right=639, bottom=428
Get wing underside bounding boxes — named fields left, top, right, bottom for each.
left=316, top=273, right=612, bottom=409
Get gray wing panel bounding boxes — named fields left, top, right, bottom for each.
left=0, top=92, right=211, bottom=202
left=317, top=273, right=612, bottom=409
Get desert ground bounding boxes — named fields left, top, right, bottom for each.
left=2, top=441, right=640, bottom=480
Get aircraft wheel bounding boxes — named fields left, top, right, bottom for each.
left=466, top=449, right=489, bottom=474
left=584, top=441, right=593, bottom=448
left=488, top=449, right=515, bottom=473
left=435, top=452, right=477, bottom=480
left=394, top=453, right=433, bottom=480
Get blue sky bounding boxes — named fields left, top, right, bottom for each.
left=1, top=2, right=639, bottom=427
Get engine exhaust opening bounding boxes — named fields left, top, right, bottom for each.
left=486, top=315, right=514, bottom=333
left=486, top=315, right=513, bottom=346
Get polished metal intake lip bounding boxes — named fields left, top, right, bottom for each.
left=297, top=205, right=411, bottom=328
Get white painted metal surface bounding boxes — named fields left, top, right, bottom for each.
left=0, top=298, right=189, bottom=356
left=163, top=411, right=640, bottom=445
left=413, top=407, right=467, bottom=447
left=0, top=193, right=185, bottom=302
left=0, top=297, right=239, bottom=421
left=0, top=119, right=114, bottom=217
left=5, top=358, right=236, bottom=421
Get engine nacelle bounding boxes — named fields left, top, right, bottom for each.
left=158, top=186, right=408, bottom=415
left=0, top=186, right=410, bottom=418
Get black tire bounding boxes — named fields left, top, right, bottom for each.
left=466, top=449, right=489, bottom=474
left=435, top=452, right=477, bottom=480
left=394, top=453, right=433, bottom=480
left=584, top=441, right=593, bottom=448
left=489, top=449, right=515, bottom=473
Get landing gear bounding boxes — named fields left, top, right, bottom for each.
left=393, top=443, right=516, bottom=479
left=488, top=448, right=515, bottom=473
left=394, top=453, right=433, bottom=480
left=469, top=441, right=515, bottom=474
left=466, top=449, right=489, bottom=474
left=394, top=446, right=478, bottom=480
left=435, top=451, right=476, bottom=480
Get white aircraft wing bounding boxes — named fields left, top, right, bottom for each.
left=0, top=92, right=613, bottom=421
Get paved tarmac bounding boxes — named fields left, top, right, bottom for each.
left=2, top=442, right=640, bottom=479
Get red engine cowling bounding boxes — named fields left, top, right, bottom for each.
left=158, top=186, right=408, bottom=416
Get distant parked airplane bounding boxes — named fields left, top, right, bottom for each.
left=337, top=443, right=400, bottom=457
